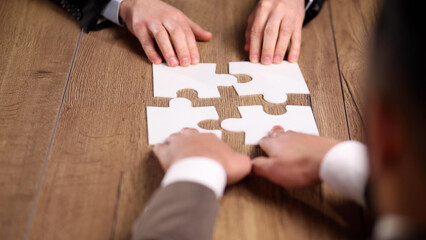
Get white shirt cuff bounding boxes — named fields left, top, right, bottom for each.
left=101, top=0, right=124, bottom=26
left=161, top=157, right=227, bottom=199
left=319, top=141, right=369, bottom=206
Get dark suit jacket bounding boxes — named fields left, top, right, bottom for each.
left=53, top=0, right=111, bottom=32
left=55, top=0, right=326, bottom=32
left=132, top=181, right=426, bottom=240
left=132, top=182, right=219, bottom=240
left=304, top=0, right=326, bottom=25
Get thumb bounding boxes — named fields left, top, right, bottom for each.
left=153, top=143, right=171, bottom=170
left=252, top=156, right=275, bottom=178
left=188, top=19, right=213, bottom=41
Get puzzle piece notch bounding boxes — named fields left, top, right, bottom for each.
left=221, top=105, right=319, bottom=145
left=146, top=98, right=222, bottom=145
left=229, top=61, right=310, bottom=104
left=153, top=63, right=237, bottom=99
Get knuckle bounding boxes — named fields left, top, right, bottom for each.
left=285, top=130, right=296, bottom=136
left=175, top=45, right=189, bottom=55
left=274, top=51, right=285, bottom=58
left=258, top=0, right=272, bottom=9
left=152, top=28, right=166, bottom=38
left=164, top=53, right=176, bottom=59
left=264, top=25, right=277, bottom=35
left=170, top=27, right=184, bottom=36
left=167, top=10, right=185, bottom=22
left=262, top=47, right=274, bottom=54
left=132, top=21, right=144, bottom=30
left=259, top=137, right=270, bottom=147
left=280, top=26, right=292, bottom=36
left=251, top=26, right=264, bottom=36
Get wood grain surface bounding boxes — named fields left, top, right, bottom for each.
left=328, top=0, right=381, bottom=142
left=0, top=0, right=379, bottom=239
left=0, top=0, right=80, bottom=239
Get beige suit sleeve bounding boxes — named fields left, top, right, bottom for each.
left=132, top=182, right=219, bottom=240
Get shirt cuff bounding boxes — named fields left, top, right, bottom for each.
left=101, top=0, right=124, bottom=26
left=305, top=0, right=314, bottom=11
left=319, top=141, right=369, bottom=206
left=161, top=157, right=227, bottom=199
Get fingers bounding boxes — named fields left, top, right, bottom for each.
left=153, top=143, right=171, bottom=170
left=261, top=14, right=281, bottom=65
left=244, top=14, right=255, bottom=52
left=269, top=125, right=285, bottom=137
left=164, top=18, right=210, bottom=66
left=167, top=128, right=198, bottom=142
left=252, top=156, right=275, bottom=177
left=249, top=3, right=270, bottom=63
left=163, top=21, right=191, bottom=67
left=188, top=19, right=213, bottom=42
left=258, top=126, right=285, bottom=155
left=287, top=22, right=302, bottom=63
left=154, top=128, right=199, bottom=170
left=273, top=18, right=292, bottom=64
left=139, top=13, right=208, bottom=67
left=247, top=0, right=306, bottom=65
left=148, top=23, right=179, bottom=67
left=184, top=28, right=200, bottom=64
left=180, top=127, right=199, bottom=135
left=133, top=25, right=162, bottom=64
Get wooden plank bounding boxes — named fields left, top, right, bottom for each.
left=28, top=0, right=363, bottom=240
left=329, top=0, right=380, bottom=235
left=359, top=0, right=381, bottom=34
left=0, top=0, right=81, bottom=238
left=329, top=0, right=380, bottom=142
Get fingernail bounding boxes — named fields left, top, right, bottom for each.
left=289, top=54, right=298, bottom=62
left=262, top=56, right=271, bottom=64
left=191, top=55, right=199, bottom=64
left=181, top=57, right=190, bottom=66
left=153, top=57, right=162, bottom=64
left=273, top=56, right=282, bottom=63
left=169, top=57, right=178, bottom=66
left=250, top=55, right=259, bottom=62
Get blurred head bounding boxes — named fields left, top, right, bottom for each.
left=367, top=0, right=426, bottom=225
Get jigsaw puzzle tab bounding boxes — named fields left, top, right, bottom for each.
left=153, top=63, right=237, bottom=99
left=221, top=105, right=319, bottom=145
left=146, top=98, right=222, bottom=145
left=229, top=61, right=310, bottom=104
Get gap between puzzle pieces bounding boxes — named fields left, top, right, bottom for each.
left=146, top=98, right=319, bottom=145
left=153, top=61, right=310, bottom=104
left=146, top=98, right=222, bottom=145
left=221, top=105, right=319, bottom=145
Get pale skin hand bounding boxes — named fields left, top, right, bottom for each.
left=252, top=126, right=341, bottom=188
left=245, top=0, right=305, bottom=64
left=153, top=128, right=252, bottom=184
left=119, top=0, right=213, bottom=67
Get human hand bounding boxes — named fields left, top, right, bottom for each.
left=153, top=128, right=252, bottom=184
left=245, top=0, right=305, bottom=64
left=119, top=0, right=212, bottom=67
left=252, top=126, right=340, bottom=188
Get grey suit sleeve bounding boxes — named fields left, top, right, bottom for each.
left=132, top=182, right=220, bottom=240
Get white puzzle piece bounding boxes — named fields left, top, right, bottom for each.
left=221, top=105, right=319, bottom=144
left=146, top=98, right=222, bottom=145
left=229, top=61, right=310, bottom=104
left=153, top=63, right=237, bottom=99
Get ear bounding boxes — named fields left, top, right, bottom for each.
left=367, top=100, right=404, bottom=175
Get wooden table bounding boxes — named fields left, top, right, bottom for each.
left=0, top=0, right=379, bottom=239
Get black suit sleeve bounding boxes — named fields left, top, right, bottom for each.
left=53, top=0, right=111, bottom=32
left=304, top=0, right=326, bottom=25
